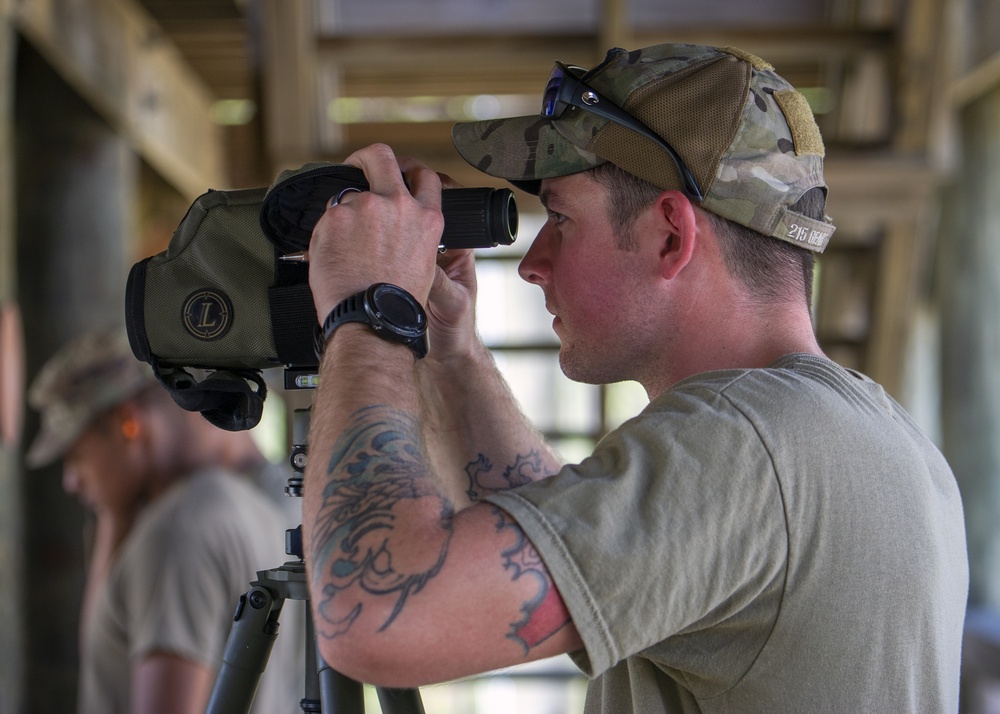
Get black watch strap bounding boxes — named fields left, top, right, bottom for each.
left=313, top=284, right=428, bottom=359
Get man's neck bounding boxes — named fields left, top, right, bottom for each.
left=642, top=299, right=824, bottom=399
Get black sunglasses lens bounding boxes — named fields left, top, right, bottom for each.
left=541, top=66, right=566, bottom=117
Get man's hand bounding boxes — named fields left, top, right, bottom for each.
left=307, top=144, right=444, bottom=323
left=419, top=169, right=481, bottom=362
left=425, top=248, right=479, bottom=362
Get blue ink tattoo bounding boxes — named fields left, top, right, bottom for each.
left=492, top=507, right=571, bottom=652
left=311, top=406, right=453, bottom=639
left=465, top=450, right=547, bottom=501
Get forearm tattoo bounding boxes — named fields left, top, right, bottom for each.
left=492, top=507, right=572, bottom=653
left=465, top=450, right=549, bottom=501
left=310, top=405, right=453, bottom=639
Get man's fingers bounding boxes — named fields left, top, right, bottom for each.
left=399, top=156, right=443, bottom=208
left=340, top=143, right=408, bottom=197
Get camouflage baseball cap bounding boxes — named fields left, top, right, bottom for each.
left=452, top=43, right=835, bottom=252
left=26, top=326, right=158, bottom=467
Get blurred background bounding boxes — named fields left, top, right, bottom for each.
left=2, top=0, right=1000, bottom=711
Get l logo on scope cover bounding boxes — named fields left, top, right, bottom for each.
left=182, top=289, right=233, bottom=340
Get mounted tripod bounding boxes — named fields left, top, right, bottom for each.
left=206, top=406, right=426, bottom=714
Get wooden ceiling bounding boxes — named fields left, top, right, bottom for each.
left=130, top=0, right=949, bottom=191
left=135, top=0, right=254, bottom=101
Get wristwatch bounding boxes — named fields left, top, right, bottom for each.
left=315, top=283, right=429, bottom=359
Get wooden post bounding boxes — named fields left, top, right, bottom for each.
left=0, top=5, right=25, bottom=713
left=599, top=0, right=630, bottom=58
left=940, top=85, right=1000, bottom=609
left=260, top=0, right=320, bottom=169
left=14, top=40, right=139, bottom=709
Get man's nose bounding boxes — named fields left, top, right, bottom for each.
left=518, top=229, right=551, bottom=286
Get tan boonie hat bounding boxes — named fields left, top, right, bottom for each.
left=26, top=326, right=158, bottom=467
left=452, top=42, right=835, bottom=252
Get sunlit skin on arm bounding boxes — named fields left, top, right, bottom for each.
left=303, top=144, right=582, bottom=686
left=415, top=222, right=564, bottom=509
left=308, top=405, right=454, bottom=639
left=131, top=652, right=214, bottom=714
left=309, top=401, right=569, bottom=650
left=304, top=355, right=582, bottom=685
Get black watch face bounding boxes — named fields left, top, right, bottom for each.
left=370, top=284, right=426, bottom=337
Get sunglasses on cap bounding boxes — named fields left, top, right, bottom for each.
left=541, top=62, right=704, bottom=202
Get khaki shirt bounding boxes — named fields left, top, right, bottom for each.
left=79, top=468, right=304, bottom=714
left=489, top=354, right=968, bottom=713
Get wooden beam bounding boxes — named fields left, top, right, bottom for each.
left=599, top=0, right=630, bottom=54
left=11, top=0, right=226, bottom=198
left=835, top=51, right=892, bottom=144
left=953, top=50, right=1000, bottom=107
left=317, top=29, right=888, bottom=108
left=822, top=152, right=937, bottom=395
left=633, top=26, right=894, bottom=63
left=318, top=44, right=873, bottom=113
left=319, top=34, right=596, bottom=72
left=0, top=11, right=15, bottom=298
left=259, top=0, right=321, bottom=169
left=868, top=220, right=928, bottom=395
left=318, top=28, right=892, bottom=70
left=894, top=0, right=953, bottom=153
left=823, top=154, right=935, bottom=228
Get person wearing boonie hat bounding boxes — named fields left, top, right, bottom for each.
left=27, top=325, right=304, bottom=714
left=299, top=42, right=967, bottom=714
left=26, top=327, right=160, bottom=469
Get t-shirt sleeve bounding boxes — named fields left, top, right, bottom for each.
left=485, top=383, right=789, bottom=677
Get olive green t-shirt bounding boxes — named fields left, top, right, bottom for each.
left=488, top=354, right=968, bottom=713
left=78, top=468, right=304, bottom=714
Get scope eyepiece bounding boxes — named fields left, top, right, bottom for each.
left=440, top=187, right=517, bottom=250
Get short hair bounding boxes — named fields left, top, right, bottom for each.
left=589, top=162, right=819, bottom=308
left=589, top=162, right=661, bottom=252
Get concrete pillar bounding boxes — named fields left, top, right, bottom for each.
left=15, top=42, right=136, bottom=711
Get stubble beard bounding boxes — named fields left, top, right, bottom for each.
left=557, top=336, right=632, bottom=387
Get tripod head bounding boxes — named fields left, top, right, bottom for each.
left=286, top=406, right=311, bottom=499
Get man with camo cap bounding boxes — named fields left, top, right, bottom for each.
left=299, top=42, right=968, bottom=712
left=28, top=325, right=302, bottom=714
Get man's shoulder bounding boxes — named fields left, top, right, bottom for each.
left=663, top=353, right=878, bottom=412
left=671, top=353, right=850, bottom=389
left=132, top=467, right=285, bottom=546
left=633, top=353, right=914, bottom=454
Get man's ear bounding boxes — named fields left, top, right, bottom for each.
left=656, top=191, right=699, bottom=281
left=113, top=401, right=144, bottom=441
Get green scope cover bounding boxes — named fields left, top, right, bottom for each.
left=126, top=162, right=367, bottom=373
left=124, top=163, right=365, bottom=429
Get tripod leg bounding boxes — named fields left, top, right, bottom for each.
left=307, top=607, right=366, bottom=714
left=376, top=687, right=427, bottom=714
left=206, top=585, right=283, bottom=714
